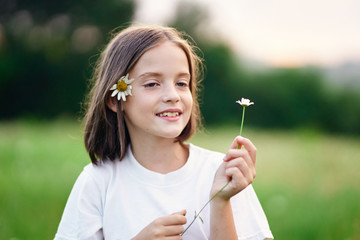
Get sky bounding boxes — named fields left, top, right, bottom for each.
left=134, top=0, right=360, bottom=68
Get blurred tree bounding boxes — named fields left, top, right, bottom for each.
left=1, top=0, right=359, bottom=134
left=167, top=0, right=208, bottom=40
left=244, top=68, right=327, bottom=128
left=200, top=43, right=245, bottom=124
left=241, top=67, right=360, bottom=134
left=168, top=1, right=360, bottom=135
left=0, top=0, right=134, bottom=118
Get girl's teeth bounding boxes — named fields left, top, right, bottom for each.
left=159, top=112, right=179, bottom=117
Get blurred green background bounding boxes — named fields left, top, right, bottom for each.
left=0, top=0, right=359, bottom=239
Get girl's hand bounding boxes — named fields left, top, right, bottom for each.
left=132, top=210, right=187, bottom=240
left=211, top=136, right=257, bottom=201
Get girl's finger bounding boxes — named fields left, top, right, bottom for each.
left=164, top=225, right=185, bottom=236
left=227, top=158, right=254, bottom=180
left=171, top=209, right=187, bottom=216
left=225, top=167, right=249, bottom=190
left=163, top=212, right=187, bottom=226
left=225, top=151, right=255, bottom=176
left=224, top=147, right=254, bottom=168
left=228, top=136, right=257, bottom=164
left=226, top=161, right=255, bottom=190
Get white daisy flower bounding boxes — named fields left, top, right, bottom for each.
left=236, top=98, right=254, bottom=107
left=110, top=74, right=135, bottom=102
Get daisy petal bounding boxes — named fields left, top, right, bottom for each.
left=120, top=74, right=127, bottom=81
left=111, top=89, right=119, bottom=97
left=126, top=78, right=135, bottom=84
left=121, top=92, right=126, bottom=101
left=110, top=84, right=117, bottom=90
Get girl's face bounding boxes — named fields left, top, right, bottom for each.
left=122, top=41, right=193, bottom=141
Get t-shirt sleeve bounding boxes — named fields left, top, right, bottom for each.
left=231, top=184, right=274, bottom=240
left=54, top=168, right=104, bottom=240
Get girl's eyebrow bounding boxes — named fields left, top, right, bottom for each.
left=137, top=72, right=191, bottom=80
left=137, top=72, right=162, bottom=79
left=178, top=72, right=191, bottom=79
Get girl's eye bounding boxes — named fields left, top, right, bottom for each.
left=176, top=81, right=189, bottom=87
left=144, top=82, right=159, bottom=88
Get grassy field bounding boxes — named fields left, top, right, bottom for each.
left=0, top=119, right=359, bottom=239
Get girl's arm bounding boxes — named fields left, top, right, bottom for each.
left=210, top=197, right=237, bottom=239
left=210, top=136, right=257, bottom=240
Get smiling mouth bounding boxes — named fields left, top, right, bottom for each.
left=157, top=112, right=180, bottom=117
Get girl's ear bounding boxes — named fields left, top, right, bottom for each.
left=106, top=96, right=118, bottom=113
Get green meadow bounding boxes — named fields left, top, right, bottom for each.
left=1, top=119, right=359, bottom=239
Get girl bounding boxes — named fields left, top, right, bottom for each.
left=55, top=25, right=273, bottom=240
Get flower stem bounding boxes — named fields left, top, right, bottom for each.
left=181, top=180, right=230, bottom=236
left=182, top=104, right=248, bottom=236
left=237, top=106, right=246, bottom=149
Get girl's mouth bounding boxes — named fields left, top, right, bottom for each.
left=157, top=112, right=180, bottom=117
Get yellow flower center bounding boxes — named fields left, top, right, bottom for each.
left=117, top=80, right=128, bottom=92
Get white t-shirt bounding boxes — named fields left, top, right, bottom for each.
left=54, top=144, right=273, bottom=240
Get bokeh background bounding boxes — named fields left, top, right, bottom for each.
left=1, top=0, right=359, bottom=239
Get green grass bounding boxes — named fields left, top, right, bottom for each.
left=1, top=120, right=360, bottom=239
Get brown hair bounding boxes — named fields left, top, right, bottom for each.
left=83, top=25, right=203, bottom=164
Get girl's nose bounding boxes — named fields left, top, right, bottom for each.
left=162, top=84, right=180, bottom=103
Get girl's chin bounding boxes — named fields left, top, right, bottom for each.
left=155, top=129, right=185, bottom=139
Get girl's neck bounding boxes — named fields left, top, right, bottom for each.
left=130, top=137, right=189, bottom=174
